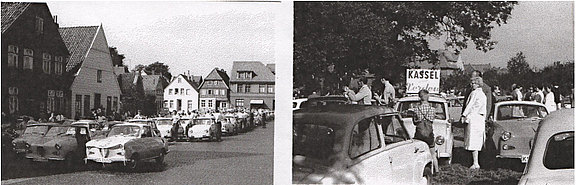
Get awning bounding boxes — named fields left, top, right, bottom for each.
left=250, top=100, right=264, bottom=104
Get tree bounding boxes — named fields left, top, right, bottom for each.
left=145, top=62, right=172, bottom=80
left=506, top=52, right=533, bottom=87
left=109, top=47, right=125, bottom=67
left=294, top=2, right=517, bottom=93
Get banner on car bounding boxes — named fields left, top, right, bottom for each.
left=406, top=69, right=440, bottom=94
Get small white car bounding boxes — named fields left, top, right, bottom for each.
left=518, top=108, right=573, bottom=185
left=188, top=117, right=218, bottom=141
left=395, top=95, right=454, bottom=164
left=153, top=117, right=173, bottom=138
left=85, top=123, right=169, bottom=169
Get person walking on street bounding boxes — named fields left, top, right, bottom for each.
left=544, top=86, right=556, bottom=112
left=409, top=89, right=439, bottom=172
left=462, top=77, right=487, bottom=170
left=344, top=77, right=372, bottom=105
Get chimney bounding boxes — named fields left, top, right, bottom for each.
left=53, top=15, right=57, bottom=24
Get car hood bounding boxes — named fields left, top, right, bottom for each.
left=192, top=125, right=211, bottom=132
left=86, top=136, right=135, bottom=148
left=522, top=170, right=574, bottom=185
left=495, top=119, right=540, bottom=134
left=43, top=136, right=75, bottom=146
left=157, top=125, right=172, bottom=131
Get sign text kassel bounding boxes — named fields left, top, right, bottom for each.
left=406, top=69, right=440, bottom=94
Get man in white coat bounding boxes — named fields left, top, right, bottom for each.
left=461, top=77, right=487, bottom=169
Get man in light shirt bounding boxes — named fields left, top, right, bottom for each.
left=344, top=77, right=372, bottom=105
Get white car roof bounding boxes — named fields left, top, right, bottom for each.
left=398, top=95, right=447, bottom=103
left=537, top=109, right=574, bottom=136
left=114, top=123, right=146, bottom=127
left=293, top=98, right=308, bottom=103
left=495, top=101, right=546, bottom=107
left=153, top=117, right=172, bottom=120
left=127, top=119, right=152, bottom=122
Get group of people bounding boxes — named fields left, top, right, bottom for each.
left=342, top=77, right=396, bottom=106
left=511, top=84, right=563, bottom=112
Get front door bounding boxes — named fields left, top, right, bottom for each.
left=176, top=99, right=182, bottom=111
left=380, top=115, right=416, bottom=183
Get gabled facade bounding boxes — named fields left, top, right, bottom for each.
left=142, top=74, right=169, bottom=114
left=163, top=74, right=199, bottom=113
left=1, top=2, right=70, bottom=119
left=230, top=61, right=275, bottom=110
left=59, top=25, right=121, bottom=119
left=199, top=68, right=230, bottom=111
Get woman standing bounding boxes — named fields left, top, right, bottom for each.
left=544, top=86, right=557, bottom=112
left=461, top=77, right=487, bottom=169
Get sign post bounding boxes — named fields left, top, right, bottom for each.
left=406, top=69, right=441, bottom=94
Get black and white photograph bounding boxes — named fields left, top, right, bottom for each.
left=293, top=1, right=574, bottom=185
left=1, top=1, right=286, bottom=184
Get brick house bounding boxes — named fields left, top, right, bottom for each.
left=59, top=25, right=121, bottom=119
left=230, top=61, right=275, bottom=110
left=1, top=2, right=70, bottom=119
left=199, top=68, right=230, bottom=111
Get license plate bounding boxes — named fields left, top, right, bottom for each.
left=95, top=158, right=112, bottom=163
left=521, top=155, right=529, bottom=163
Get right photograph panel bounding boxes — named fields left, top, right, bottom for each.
left=293, top=2, right=575, bottom=184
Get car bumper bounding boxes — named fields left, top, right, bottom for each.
left=85, top=156, right=130, bottom=163
left=190, top=134, right=210, bottom=139
left=497, top=154, right=530, bottom=163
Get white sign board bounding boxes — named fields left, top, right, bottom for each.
left=406, top=69, right=440, bottom=94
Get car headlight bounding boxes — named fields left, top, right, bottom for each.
left=435, top=136, right=445, bottom=145
left=25, top=143, right=30, bottom=148
left=501, top=131, right=512, bottom=141
left=55, top=144, right=61, bottom=150
left=108, top=144, right=123, bottom=150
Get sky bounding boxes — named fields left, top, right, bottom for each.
left=46, top=1, right=573, bottom=76
left=47, top=1, right=278, bottom=77
left=429, top=1, right=574, bottom=69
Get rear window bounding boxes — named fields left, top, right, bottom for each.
left=497, top=105, right=548, bottom=120
left=544, top=131, right=574, bottom=169
left=293, top=124, right=335, bottom=161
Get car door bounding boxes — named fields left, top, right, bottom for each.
left=347, top=116, right=395, bottom=184
left=379, top=115, right=418, bottom=183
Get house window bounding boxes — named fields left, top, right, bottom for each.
left=175, top=88, right=179, bottom=94
left=235, top=99, right=244, bottom=107
left=169, top=100, right=174, bottom=108
left=178, top=78, right=181, bottom=83
left=169, top=89, right=173, bottom=95
left=268, top=85, right=274, bottom=93
left=164, top=100, right=168, bottom=108
left=245, top=84, right=251, bottom=93
left=201, top=100, right=206, bottom=107
left=260, top=84, right=266, bottom=93
left=42, top=53, right=51, bottom=73
left=220, top=89, right=226, bottom=96
left=186, top=89, right=190, bottom=95
left=200, top=89, right=206, bottom=95
left=94, top=93, right=101, bottom=109
left=207, top=81, right=213, bottom=85
left=187, top=100, right=193, bottom=111
left=214, top=89, right=219, bottom=95
left=8, top=87, right=19, bottom=114
left=35, top=16, right=43, bottom=34
left=7, top=45, right=19, bottom=67
left=97, top=70, right=102, bottom=83
left=23, top=49, right=34, bottom=70
left=47, top=90, right=55, bottom=114
left=237, top=71, right=253, bottom=79
left=180, top=88, right=184, bottom=95
left=75, top=95, right=82, bottom=118
left=221, top=102, right=227, bottom=108
left=214, top=81, right=219, bottom=85
left=83, top=95, right=91, bottom=117
left=237, top=84, right=244, bottom=93
left=54, top=56, right=63, bottom=74
left=113, top=97, right=118, bottom=111
left=208, top=90, right=212, bottom=95
left=208, top=100, right=213, bottom=108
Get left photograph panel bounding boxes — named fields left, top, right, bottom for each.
left=1, top=2, right=276, bottom=184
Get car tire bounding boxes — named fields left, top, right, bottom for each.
left=422, top=166, right=433, bottom=185
left=128, top=153, right=139, bottom=169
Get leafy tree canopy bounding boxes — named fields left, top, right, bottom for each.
left=294, top=2, right=517, bottom=94
left=132, top=62, right=173, bottom=81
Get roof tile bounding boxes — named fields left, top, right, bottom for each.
left=230, top=61, right=275, bottom=82
left=1, top=2, right=31, bottom=34
left=59, top=26, right=99, bottom=72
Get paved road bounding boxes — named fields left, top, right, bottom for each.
left=1, top=121, right=274, bottom=185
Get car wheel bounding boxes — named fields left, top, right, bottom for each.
left=155, top=151, right=165, bottom=165
left=421, top=166, right=433, bottom=185
left=128, top=153, right=139, bottom=169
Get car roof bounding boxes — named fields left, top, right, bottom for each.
left=293, top=98, right=308, bottom=103
left=152, top=117, right=172, bottom=120
left=27, top=123, right=61, bottom=127
left=398, top=95, right=447, bottom=103
left=495, top=101, right=546, bottom=107
left=293, top=104, right=397, bottom=129
left=537, top=109, right=574, bottom=136
left=194, top=117, right=215, bottom=120
left=114, top=123, right=146, bottom=127
left=127, top=119, right=152, bottom=122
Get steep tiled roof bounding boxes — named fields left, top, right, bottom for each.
left=191, top=75, right=202, bottom=84
left=142, top=75, right=163, bottom=93
left=1, top=2, right=31, bottom=34
left=59, top=26, right=99, bottom=72
left=266, top=64, right=275, bottom=74
left=230, top=61, right=275, bottom=82
left=118, top=73, right=137, bottom=93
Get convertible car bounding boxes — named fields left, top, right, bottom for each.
left=293, top=105, right=434, bottom=184
left=489, top=101, right=549, bottom=163
left=85, top=123, right=169, bottom=169
left=395, top=95, right=454, bottom=164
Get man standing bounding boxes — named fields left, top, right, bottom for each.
left=381, top=77, right=396, bottom=106
left=344, top=77, right=372, bottom=105
left=462, top=77, right=487, bottom=169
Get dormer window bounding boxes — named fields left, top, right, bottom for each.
left=237, top=71, right=253, bottom=79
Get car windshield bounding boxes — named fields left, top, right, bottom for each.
left=496, top=105, right=548, bottom=120
left=108, top=126, right=141, bottom=137
left=194, top=119, right=213, bottom=125
left=544, top=131, right=574, bottom=170
left=293, top=123, right=336, bottom=163
left=23, top=125, right=49, bottom=135
left=156, top=120, right=172, bottom=125
left=398, top=101, right=446, bottom=120
left=45, top=126, right=74, bottom=136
